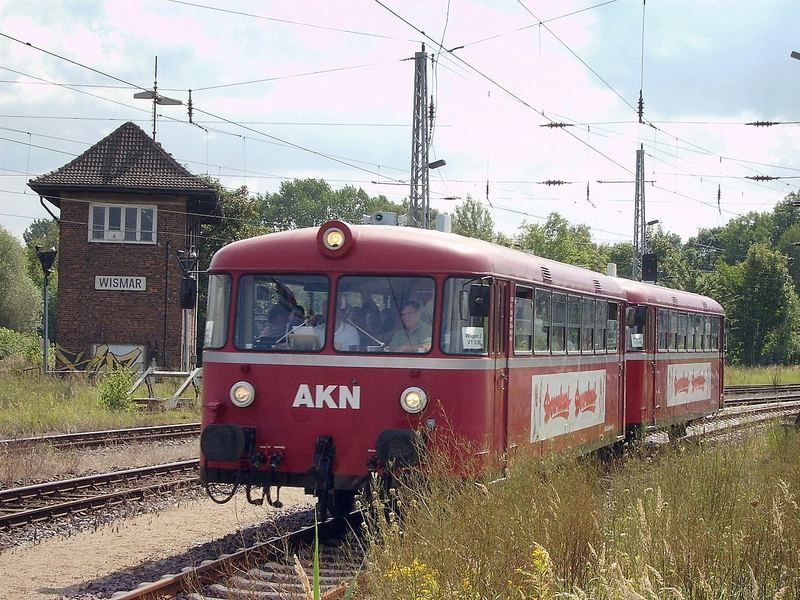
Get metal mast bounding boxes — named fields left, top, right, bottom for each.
left=409, top=44, right=429, bottom=228
left=632, top=144, right=646, bottom=280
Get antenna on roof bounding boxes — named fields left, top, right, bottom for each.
left=133, top=56, right=182, bottom=141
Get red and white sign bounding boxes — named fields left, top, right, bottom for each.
left=667, top=362, right=711, bottom=406
left=531, top=370, right=606, bottom=442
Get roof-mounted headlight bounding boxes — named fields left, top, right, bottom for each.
left=400, top=386, right=428, bottom=414
left=230, top=381, right=255, bottom=408
left=317, top=220, right=357, bottom=257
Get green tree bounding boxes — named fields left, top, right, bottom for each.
left=260, top=179, right=403, bottom=229
left=702, top=243, right=800, bottom=365
left=770, top=193, right=800, bottom=244
left=516, top=213, right=608, bottom=272
left=451, top=196, right=495, bottom=242
left=0, top=226, right=41, bottom=333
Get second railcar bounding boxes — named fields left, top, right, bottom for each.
left=617, top=278, right=724, bottom=440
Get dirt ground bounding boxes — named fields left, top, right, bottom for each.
left=0, top=489, right=313, bottom=600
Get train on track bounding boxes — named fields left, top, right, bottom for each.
left=199, top=220, right=725, bottom=515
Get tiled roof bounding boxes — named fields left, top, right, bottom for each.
left=28, top=122, right=216, bottom=195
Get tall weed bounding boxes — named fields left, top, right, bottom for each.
left=360, top=427, right=800, bottom=598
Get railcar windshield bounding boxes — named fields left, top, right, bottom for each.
left=440, top=277, right=489, bottom=355
left=204, top=274, right=231, bottom=349
left=234, top=274, right=329, bottom=351
left=334, top=276, right=434, bottom=353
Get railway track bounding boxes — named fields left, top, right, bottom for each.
left=0, top=459, right=199, bottom=530
left=724, top=383, right=800, bottom=396
left=0, top=423, right=200, bottom=451
left=112, top=513, right=363, bottom=600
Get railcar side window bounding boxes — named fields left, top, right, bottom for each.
left=669, top=310, right=678, bottom=350
left=204, top=274, right=231, bottom=349
left=711, top=316, right=720, bottom=350
left=551, top=293, right=566, bottom=352
left=534, top=289, right=551, bottom=353
left=594, top=300, right=607, bottom=351
left=626, top=305, right=645, bottom=351
left=657, top=309, right=670, bottom=351
left=678, top=312, right=688, bottom=351
left=441, top=277, right=488, bottom=355
left=335, top=276, right=434, bottom=353
left=234, top=275, right=329, bottom=351
left=567, top=295, right=582, bottom=353
left=513, top=286, right=533, bottom=354
left=606, top=302, right=619, bottom=351
left=581, top=298, right=594, bottom=352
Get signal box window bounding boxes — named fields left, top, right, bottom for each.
left=334, top=276, right=434, bottom=353
left=534, top=289, right=551, bottom=353
left=89, top=203, right=156, bottom=243
left=551, top=293, right=566, bottom=353
left=234, top=274, right=329, bottom=351
left=441, top=277, right=489, bottom=355
left=514, top=286, right=533, bottom=354
left=204, top=274, right=231, bottom=349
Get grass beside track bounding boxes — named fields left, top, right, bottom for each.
left=725, top=364, right=800, bottom=386
left=0, top=370, right=199, bottom=436
left=361, top=426, right=800, bottom=599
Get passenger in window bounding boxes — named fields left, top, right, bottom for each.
left=390, top=301, right=432, bottom=352
left=353, top=292, right=382, bottom=337
left=256, top=304, right=291, bottom=347
left=408, top=282, right=434, bottom=322
left=334, top=306, right=361, bottom=351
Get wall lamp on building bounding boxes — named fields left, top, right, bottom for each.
left=36, top=246, right=57, bottom=375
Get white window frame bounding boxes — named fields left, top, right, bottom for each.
left=89, top=203, right=157, bottom=244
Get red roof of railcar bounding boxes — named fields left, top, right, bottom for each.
left=615, top=277, right=724, bottom=314
left=210, top=223, right=627, bottom=299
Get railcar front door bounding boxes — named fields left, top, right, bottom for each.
left=492, top=280, right=510, bottom=465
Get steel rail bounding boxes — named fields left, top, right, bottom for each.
left=0, top=423, right=200, bottom=451
left=111, top=514, right=362, bottom=600
left=0, top=460, right=199, bottom=529
left=724, top=383, right=800, bottom=396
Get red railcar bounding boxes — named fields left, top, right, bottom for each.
left=616, top=278, right=725, bottom=439
left=199, top=221, right=722, bottom=512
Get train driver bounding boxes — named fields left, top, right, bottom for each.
left=389, top=300, right=432, bottom=352
left=333, top=306, right=361, bottom=351
left=257, top=304, right=291, bottom=346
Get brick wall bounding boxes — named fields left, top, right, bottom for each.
left=56, top=192, right=193, bottom=370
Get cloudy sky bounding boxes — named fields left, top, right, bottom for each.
left=2, top=0, right=800, bottom=246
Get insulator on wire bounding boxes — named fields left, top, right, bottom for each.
left=540, top=122, right=573, bottom=128
left=746, top=175, right=778, bottom=181
left=746, top=121, right=779, bottom=127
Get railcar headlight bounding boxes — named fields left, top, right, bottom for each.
left=323, top=227, right=345, bottom=250
left=230, top=381, right=255, bottom=408
left=400, top=386, right=428, bottom=414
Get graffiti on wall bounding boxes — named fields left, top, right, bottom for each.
left=55, top=344, right=143, bottom=374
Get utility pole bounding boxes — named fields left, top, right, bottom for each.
left=409, top=44, right=429, bottom=228
left=133, top=57, right=182, bottom=141
left=632, top=144, right=646, bottom=280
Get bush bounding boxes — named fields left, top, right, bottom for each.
left=99, top=368, right=136, bottom=411
left=0, top=327, right=45, bottom=366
